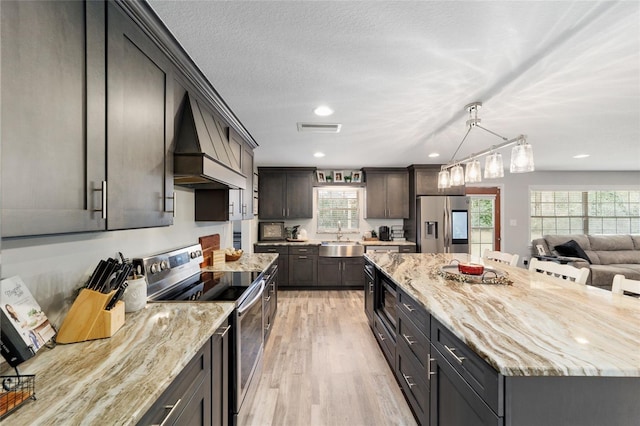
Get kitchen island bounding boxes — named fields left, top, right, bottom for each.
left=365, top=252, right=640, bottom=426
left=1, top=302, right=234, bottom=425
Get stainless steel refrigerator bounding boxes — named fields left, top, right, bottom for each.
left=417, top=196, right=470, bottom=253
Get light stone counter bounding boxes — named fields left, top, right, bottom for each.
left=366, top=252, right=640, bottom=377
left=203, top=253, right=278, bottom=272
left=3, top=302, right=235, bottom=425
left=254, top=240, right=416, bottom=246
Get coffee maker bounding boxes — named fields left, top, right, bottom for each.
left=379, top=226, right=390, bottom=241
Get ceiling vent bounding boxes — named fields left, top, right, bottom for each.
left=297, top=122, right=342, bottom=133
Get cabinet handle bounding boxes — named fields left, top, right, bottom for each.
left=402, top=303, right=415, bottom=312
left=265, top=295, right=272, bottom=302
left=402, top=373, right=417, bottom=389
left=93, top=181, right=107, bottom=219
left=267, top=249, right=277, bottom=252
left=298, top=256, right=308, bottom=259
left=282, top=208, right=286, bottom=217
left=154, top=398, right=182, bottom=426
left=165, top=191, right=176, bottom=218
left=369, top=282, right=374, bottom=293
left=216, top=325, right=231, bottom=338
left=402, top=333, right=416, bottom=346
left=428, top=357, right=436, bottom=380
left=444, top=344, right=466, bottom=364
left=377, top=332, right=385, bottom=341
left=242, top=204, right=247, bottom=215
left=271, top=283, right=275, bottom=291
left=287, top=208, right=290, bottom=216
left=230, top=202, right=235, bottom=215
left=298, top=249, right=308, bottom=252
left=265, top=322, right=271, bottom=331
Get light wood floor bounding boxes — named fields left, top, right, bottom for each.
left=239, top=290, right=417, bottom=426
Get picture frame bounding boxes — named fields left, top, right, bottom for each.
left=316, top=170, right=326, bottom=183
left=333, top=170, right=344, bottom=183
left=351, top=171, right=362, bottom=183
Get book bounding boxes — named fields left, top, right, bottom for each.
left=1, top=276, right=56, bottom=367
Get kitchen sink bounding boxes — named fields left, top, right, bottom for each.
left=319, top=241, right=364, bottom=257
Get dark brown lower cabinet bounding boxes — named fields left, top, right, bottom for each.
left=318, top=257, right=364, bottom=287
left=138, top=319, right=230, bottom=426
left=430, top=347, right=502, bottom=426
left=211, top=320, right=230, bottom=426
left=138, top=337, right=212, bottom=425
left=254, top=245, right=289, bottom=287
left=288, top=246, right=318, bottom=287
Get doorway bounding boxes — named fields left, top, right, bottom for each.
left=466, top=187, right=501, bottom=256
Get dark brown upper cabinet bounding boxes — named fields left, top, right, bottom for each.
left=106, top=2, right=174, bottom=230
left=1, top=1, right=107, bottom=237
left=1, top=1, right=175, bottom=237
left=258, top=168, right=315, bottom=220
left=363, top=168, right=409, bottom=219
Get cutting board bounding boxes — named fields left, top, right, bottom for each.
left=199, top=234, right=220, bottom=268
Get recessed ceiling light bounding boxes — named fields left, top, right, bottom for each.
left=313, top=106, right=334, bottom=117
left=428, top=153, right=440, bottom=158
left=314, top=152, right=325, bottom=158
left=573, top=154, right=590, bottom=159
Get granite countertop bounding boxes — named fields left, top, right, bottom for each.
left=254, top=240, right=416, bottom=246
left=203, top=253, right=278, bottom=272
left=4, top=302, right=235, bottom=425
left=365, top=252, right=640, bottom=377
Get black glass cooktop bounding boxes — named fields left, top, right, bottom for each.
left=149, top=271, right=262, bottom=302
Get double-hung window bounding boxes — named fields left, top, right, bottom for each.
left=317, top=188, right=360, bottom=233
left=530, top=190, right=640, bottom=240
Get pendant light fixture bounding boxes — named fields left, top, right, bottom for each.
left=465, top=159, right=482, bottom=183
left=436, top=102, right=534, bottom=190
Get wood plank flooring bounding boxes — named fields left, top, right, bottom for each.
left=239, top=290, right=417, bottom=426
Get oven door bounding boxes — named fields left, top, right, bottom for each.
left=234, top=279, right=265, bottom=413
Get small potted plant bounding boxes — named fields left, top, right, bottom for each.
left=326, top=175, right=333, bottom=183
left=344, top=175, right=352, bottom=183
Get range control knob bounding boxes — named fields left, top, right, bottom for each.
left=150, top=263, right=160, bottom=274
left=195, top=250, right=202, bottom=257
left=160, top=260, right=169, bottom=270
left=190, top=251, right=197, bottom=259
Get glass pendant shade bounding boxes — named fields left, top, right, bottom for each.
left=484, top=152, right=504, bottom=179
left=437, top=170, right=451, bottom=189
left=465, top=160, right=482, bottom=183
left=450, top=165, right=465, bottom=186
left=510, top=141, right=535, bottom=173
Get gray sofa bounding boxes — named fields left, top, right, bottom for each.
left=531, top=234, right=640, bottom=290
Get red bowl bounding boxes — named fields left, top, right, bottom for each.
left=458, top=263, right=484, bottom=275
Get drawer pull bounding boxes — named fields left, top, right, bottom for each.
left=402, top=303, right=415, bottom=312
left=154, top=398, right=182, bottom=426
left=298, top=256, right=308, bottom=259
left=377, top=332, right=386, bottom=342
left=298, top=248, right=308, bottom=252
left=369, top=282, right=374, bottom=293
left=402, top=373, right=417, bottom=389
left=402, top=333, right=416, bottom=346
left=268, top=249, right=277, bottom=252
left=444, top=344, right=466, bottom=364
left=265, top=295, right=272, bottom=302
left=216, top=325, right=231, bottom=338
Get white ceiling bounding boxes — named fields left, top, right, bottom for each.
left=149, top=1, right=640, bottom=172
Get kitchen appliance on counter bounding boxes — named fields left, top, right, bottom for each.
left=258, top=221, right=285, bottom=241
left=378, top=226, right=391, bottom=241
left=132, top=244, right=275, bottom=424
left=417, top=196, right=470, bottom=253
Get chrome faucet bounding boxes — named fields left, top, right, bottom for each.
left=336, top=221, right=343, bottom=241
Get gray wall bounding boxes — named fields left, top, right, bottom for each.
left=484, top=171, right=640, bottom=266
left=1, top=187, right=233, bottom=327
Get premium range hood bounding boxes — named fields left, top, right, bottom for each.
left=174, top=93, right=246, bottom=189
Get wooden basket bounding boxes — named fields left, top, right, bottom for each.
left=225, top=253, right=242, bottom=262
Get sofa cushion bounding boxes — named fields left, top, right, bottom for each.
left=545, top=234, right=592, bottom=251
left=590, top=265, right=640, bottom=291
left=588, top=234, right=634, bottom=251
left=596, top=250, right=640, bottom=265
left=631, top=235, right=640, bottom=250
left=554, top=240, right=592, bottom=264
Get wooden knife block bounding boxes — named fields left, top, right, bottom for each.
left=56, top=288, right=125, bottom=344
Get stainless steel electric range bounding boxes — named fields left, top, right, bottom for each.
left=132, top=244, right=271, bottom=424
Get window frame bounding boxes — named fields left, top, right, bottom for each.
left=316, top=187, right=361, bottom=234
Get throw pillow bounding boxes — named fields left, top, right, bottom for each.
left=554, top=240, right=592, bottom=264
